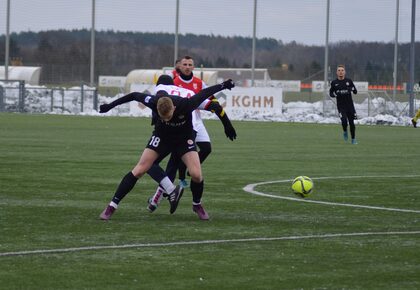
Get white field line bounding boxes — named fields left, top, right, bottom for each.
left=243, top=175, right=420, bottom=214
left=1, top=231, right=420, bottom=257
left=2, top=175, right=419, bottom=258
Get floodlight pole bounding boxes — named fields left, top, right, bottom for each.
left=323, top=0, right=330, bottom=114
left=5, top=0, right=11, bottom=80
left=408, top=0, right=416, bottom=116
left=251, top=0, right=257, bottom=87
left=392, top=0, right=399, bottom=100
left=174, top=0, right=180, bottom=65
left=90, top=0, right=96, bottom=86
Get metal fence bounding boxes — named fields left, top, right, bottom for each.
left=0, top=80, right=98, bottom=113
left=1, top=78, right=419, bottom=119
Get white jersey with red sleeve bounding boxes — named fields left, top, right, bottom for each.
left=154, top=84, right=211, bottom=142
left=173, top=76, right=207, bottom=94
left=173, top=75, right=211, bottom=127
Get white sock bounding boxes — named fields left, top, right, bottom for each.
left=151, top=186, right=165, bottom=205
left=160, top=177, right=175, bottom=193
left=155, top=186, right=166, bottom=195
left=110, top=201, right=118, bottom=209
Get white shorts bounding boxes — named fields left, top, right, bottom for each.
left=194, top=120, right=210, bottom=143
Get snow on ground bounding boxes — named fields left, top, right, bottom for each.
left=65, top=95, right=417, bottom=127
left=0, top=82, right=415, bottom=126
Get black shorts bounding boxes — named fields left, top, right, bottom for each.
left=146, top=131, right=197, bottom=161
left=338, top=109, right=356, bottom=120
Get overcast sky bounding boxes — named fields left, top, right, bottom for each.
left=0, top=0, right=419, bottom=45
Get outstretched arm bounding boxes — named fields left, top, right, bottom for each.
left=205, top=99, right=237, bottom=141
left=350, top=80, right=357, bottom=94
left=99, top=92, right=153, bottom=113
left=189, top=79, right=235, bottom=110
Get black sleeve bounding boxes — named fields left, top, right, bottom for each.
left=206, top=100, right=231, bottom=125
left=204, top=100, right=237, bottom=141
left=329, top=81, right=336, bottom=98
left=350, top=80, right=357, bottom=94
left=204, top=100, right=223, bottom=115
left=188, top=83, right=227, bottom=111
left=100, top=92, right=155, bottom=113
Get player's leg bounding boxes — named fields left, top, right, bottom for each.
left=178, top=123, right=212, bottom=187
left=177, top=141, right=211, bottom=187
left=348, top=113, right=357, bottom=144
left=147, top=153, right=181, bottom=212
left=178, top=127, right=199, bottom=187
left=100, top=135, right=182, bottom=219
left=144, top=140, right=183, bottom=214
left=181, top=151, right=202, bottom=183
left=148, top=141, right=210, bottom=213
left=100, top=148, right=159, bottom=220
left=197, top=141, right=212, bottom=164
left=181, top=151, right=209, bottom=220
left=181, top=150, right=203, bottom=202
left=339, top=111, right=349, bottom=141
left=144, top=135, right=184, bottom=214
left=166, top=153, right=181, bottom=181
left=412, top=109, right=420, bottom=128
left=177, top=161, right=188, bottom=187
left=194, top=123, right=212, bottom=164
left=146, top=159, right=169, bottom=213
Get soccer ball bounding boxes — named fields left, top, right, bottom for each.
left=291, top=176, right=314, bottom=198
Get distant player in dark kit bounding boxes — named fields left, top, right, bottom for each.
left=98, top=77, right=235, bottom=220
left=329, top=65, right=358, bottom=144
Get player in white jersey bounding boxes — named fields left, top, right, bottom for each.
left=154, top=83, right=211, bottom=142
left=147, top=75, right=236, bottom=220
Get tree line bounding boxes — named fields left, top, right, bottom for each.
left=0, top=29, right=418, bottom=85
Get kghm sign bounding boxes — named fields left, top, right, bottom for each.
left=223, top=88, right=282, bottom=112
left=231, top=95, right=274, bottom=108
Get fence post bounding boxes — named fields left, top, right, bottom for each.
left=50, top=89, right=54, bottom=112
left=93, top=88, right=98, bottom=111
left=61, top=88, right=65, bottom=112
left=0, top=85, right=4, bottom=112
left=18, top=80, right=25, bottom=112
left=80, top=84, right=84, bottom=113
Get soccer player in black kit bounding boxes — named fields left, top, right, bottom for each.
left=329, top=65, right=358, bottom=144
left=98, top=78, right=235, bottom=220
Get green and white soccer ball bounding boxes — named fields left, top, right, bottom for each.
left=291, top=176, right=314, bottom=198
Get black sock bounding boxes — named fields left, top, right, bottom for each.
left=178, top=163, right=187, bottom=180
left=349, top=120, right=356, bottom=139
left=111, top=172, right=138, bottom=205
left=341, top=117, right=348, bottom=132
left=190, top=180, right=204, bottom=204
left=350, top=126, right=356, bottom=139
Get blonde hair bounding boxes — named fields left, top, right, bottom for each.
left=337, top=64, right=345, bottom=69
left=157, top=97, right=174, bottom=119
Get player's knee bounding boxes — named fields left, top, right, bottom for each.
left=131, top=169, right=144, bottom=178
left=132, top=164, right=148, bottom=178
left=188, top=168, right=202, bottom=182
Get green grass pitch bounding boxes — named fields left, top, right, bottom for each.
left=0, top=113, right=419, bottom=289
